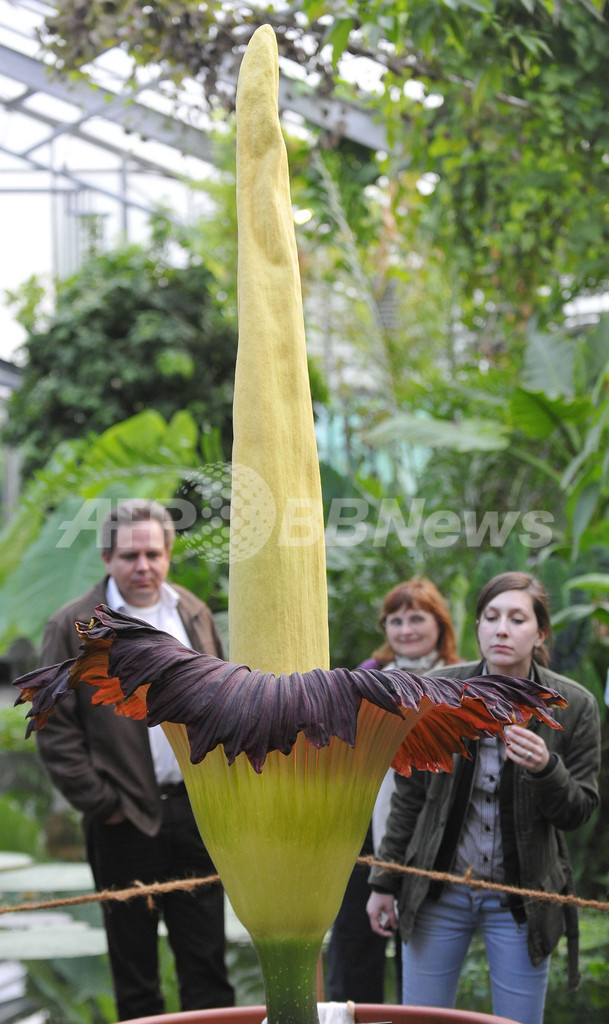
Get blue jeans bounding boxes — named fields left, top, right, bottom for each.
left=401, top=884, right=551, bottom=1024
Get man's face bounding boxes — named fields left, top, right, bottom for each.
left=102, top=520, right=172, bottom=607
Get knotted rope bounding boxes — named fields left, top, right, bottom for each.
left=1, top=856, right=609, bottom=916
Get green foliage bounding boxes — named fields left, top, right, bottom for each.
left=323, top=310, right=609, bottom=705
left=0, top=410, right=229, bottom=650
left=364, top=410, right=509, bottom=453
left=226, top=941, right=266, bottom=1007
left=0, top=794, right=42, bottom=856
left=0, top=706, right=54, bottom=832
left=327, top=545, right=416, bottom=668
left=364, top=0, right=609, bottom=320
left=36, top=1, right=609, bottom=342
left=3, top=229, right=238, bottom=476
left=0, top=704, right=34, bottom=750
left=18, top=926, right=267, bottom=1023
left=0, top=407, right=202, bottom=586
left=507, top=316, right=609, bottom=563
left=0, top=500, right=114, bottom=648
left=25, top=953, right=115, bottom=1024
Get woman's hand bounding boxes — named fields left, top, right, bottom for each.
left=366, top=891, right=397, bottom=936
left=505, top=724, right=550, bottom=773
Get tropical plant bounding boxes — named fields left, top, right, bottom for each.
left=358, top=312, right=609, bottom=591
left=0, top=410, right=229, bottom=650
left=2, top=224, right=238, bottom=477
left=36, top=1, right=609, bottom=335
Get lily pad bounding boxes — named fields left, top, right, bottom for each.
left=0, top=911, right=107, bottom=958
left=0, top=862, right=94, bottom=892
left=0, top=852, right=32, bottom=872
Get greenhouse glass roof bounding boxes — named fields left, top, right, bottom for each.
left=0, top=1, right=386, bottom=361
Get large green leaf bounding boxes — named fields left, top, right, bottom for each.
left=521, top=329, right=576, bottom=399
left=73, top=410, right=200, bottom=496
left=0, top=411, right=206, bottom=649
left=564, top=574, right=609, bottom=594
left=0, top=500, right=106, bottom=646
left=0, top=862, right=94, bottom=891
left=0, top=916, right=107, bottom=959
left=581, top=313, right=609, bottom=392
left=0, top=415, right=175, bottom=591
left=509, top=387, right=589, bottom=440
left=0, top=798, right=41, bottom=856
left=553, top=602, right=609, bottom=629
left=560, top=403, right=609, bottom=491
left=363, top=412, right=508, bottom=452
left=578, top=518, right=609, bottom=555
left=569, top=481, right=601, bottom=560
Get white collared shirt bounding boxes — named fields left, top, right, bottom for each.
left=106, top=576, right=189, bottom=786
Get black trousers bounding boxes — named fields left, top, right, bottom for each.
left=86, top=788, right=234, bottom=1021
left=326, top=823, right=400, bottom=1004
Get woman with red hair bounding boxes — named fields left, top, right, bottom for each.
left=326, top=576, right=458, bottom=1003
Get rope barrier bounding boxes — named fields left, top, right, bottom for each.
left=0, top=874, right=221, bottom=916
left=359, top=856, right=609, bottom=912
left=1, top=857, right=609, bottom=917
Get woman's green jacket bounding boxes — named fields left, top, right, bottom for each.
left=369, top=661, right=601, bottom=990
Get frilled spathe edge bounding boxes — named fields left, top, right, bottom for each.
left=14, top=604, right=566, bottom=774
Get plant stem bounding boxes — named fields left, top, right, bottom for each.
left=255, top=936, right=321, bottom=1024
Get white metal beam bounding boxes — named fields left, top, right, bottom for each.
left=0, top=359, right=21, bottom=390
left=0, top=41, right=390, bottom=165
left=0, top=44, right=218, bottom=163
left=0, top=141, right=158, bottom=214
left=0, top=101, right=187, bottom=180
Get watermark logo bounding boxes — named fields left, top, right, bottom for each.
left=179, top=463, right=276, bottom=564
left=325, top=499, right=553, bottom=550
left=56, top=470, right=554, bottom=561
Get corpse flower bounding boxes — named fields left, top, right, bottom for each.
left=15, top=608, right=564, bottom=1024
left=14, top=24, right=567, bottom=1024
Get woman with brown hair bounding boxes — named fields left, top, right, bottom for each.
left=367, top=571, right=601, bottom=1024
left=326, top=576, right=459, bottom=1003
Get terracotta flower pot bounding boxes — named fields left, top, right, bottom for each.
left=121, top=1005, right=520, bottom=1024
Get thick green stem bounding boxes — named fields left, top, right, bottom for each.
left=255, top=936, right=321, bottom=1024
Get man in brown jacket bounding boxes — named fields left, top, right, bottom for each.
left=36, top=499, right=234, bottom=1020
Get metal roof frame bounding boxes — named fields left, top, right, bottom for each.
left=0, top=357, right=20, bottom=390
left=0, top=0, right=391, bottom=374
left=0, top=2, right=388, bottom=219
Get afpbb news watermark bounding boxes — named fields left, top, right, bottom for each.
left=56, top=463, right=554, bottom=564
left=322, top=498, right=552, bottom=550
